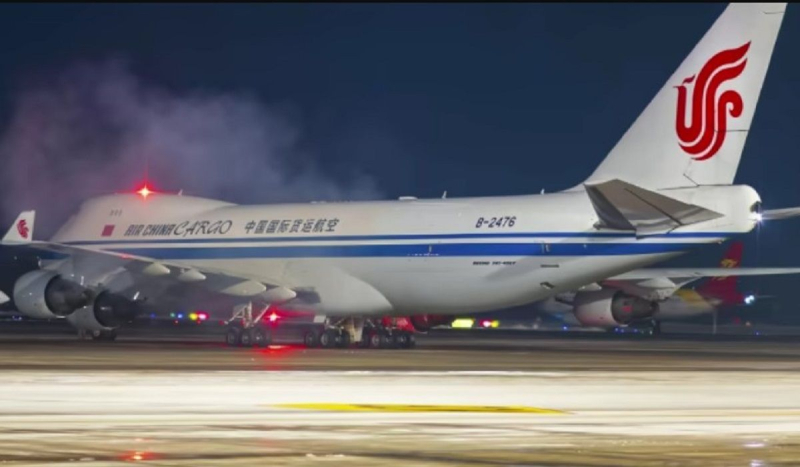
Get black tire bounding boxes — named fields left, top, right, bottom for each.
left=368, top=330, right=382, bottom=349
left=395, top=332, right=409, bottom=348
left=358, top=330, right=373, bottom=348
left=379, top=332, right=394, bottom=349
left=91, top=330, right=117, bottom=342
left=397, top=331, right=416, bottom=349
left=319, top=329, right=337, bottom=348
left=303, top=330, right=319, bottom=348
left=337, top=331, right=352, bottom=348
left=226, top=327, right=242, bottom=347
left=652, top=320, right=662, bottom=336
left=252, top=327, right=271, bottom=347
left=406, top=332, right=416, bottom=349
left=240, top=328, right=255, bottom=347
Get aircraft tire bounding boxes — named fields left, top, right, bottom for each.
left=652, top=320, right=662, bottom=336
left=90, top=330, right=117, bottom=342
left=225, top=327, right=242, bottom=347
left=379, top=332, right=394, bottom=349
left=397, top=331, right=415, bottom=349
left=405, top=332, right=416, bottom=349
left=240, top=328, right=255, bottom=347
left=395, top=331, right=409, bottom=348
left=337, top=330, right=351, bottom=348
left=252, top=327, right=270, bottom=347
left=303, top=330, right=319, bottom=348
left=367, top=330, right=382, bottom=349
left=319, top=329, right=338, bottom=348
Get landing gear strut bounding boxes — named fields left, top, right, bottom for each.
left=224, top=302, right=273, bottom=348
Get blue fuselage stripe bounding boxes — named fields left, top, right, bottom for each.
left=63, top=231, right=732, bottom=247
left=92, top=241, right=704, bottom=260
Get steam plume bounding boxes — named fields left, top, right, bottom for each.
left=0, top=59, right=380, bottom=236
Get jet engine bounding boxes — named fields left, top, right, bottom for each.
left=408, top=314, right=453, bottom=332
left=13, top=270, right=93, bottom=319
left=67, top=291, right=140, bottom=331
left=573, top=289, right=658, bottom=327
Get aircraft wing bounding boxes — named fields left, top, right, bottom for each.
left=2, top=211, right=297, bottom=303
left=16, top=240, right=296, bottom=301
left=610, top=267, right=800, bottom=281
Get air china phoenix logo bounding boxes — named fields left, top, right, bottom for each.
left=675, top=41, right=750, bottom=161
left=16, top=219, right=29, bottom=239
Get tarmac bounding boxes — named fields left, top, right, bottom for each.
left=0, top=326, right=799, bottom=466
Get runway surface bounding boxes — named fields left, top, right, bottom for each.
left=1, top=331, right=800, bottom=466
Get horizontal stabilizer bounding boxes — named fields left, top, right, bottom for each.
left=761, top=206, right=800, bottom=221
left=584, top=179, right=723, bottom=236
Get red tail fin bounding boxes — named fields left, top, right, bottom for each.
left=697, top=241, right=743, bottom=300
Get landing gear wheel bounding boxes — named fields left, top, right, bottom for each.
left=303, top=330, right=320, bottom=348
left=396, top=331, right=415, bottom=349
left=337, top=330, right=351, bottom=348
left=90, top=330, right=117, bottom=342
left=405, top=332, right=416, bottom=349
left=226, top=327, right=242, bottom=347
left=379, top=332, right=394, bottom=349
left=651, top=320, right=662, bottom=336
left=252, top=327, right=270, bottom=347
left=367, top=330, right=382, bottom=349
left=319, top=329, right=338, bottom=348
left=395, top=331, right=409, bottom=348
left=240, top=328, right=255, bottom=347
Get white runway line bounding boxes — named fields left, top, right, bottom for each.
left=0, top=370, right=799, bottom=439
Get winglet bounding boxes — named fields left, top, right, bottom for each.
left=2, top=211, right=35, bottom=244
left=0, top=290, right=8, bottom=305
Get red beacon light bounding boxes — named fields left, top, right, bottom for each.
left=268, top=312, right=280, bottom=323
left=136, top=185, right=154, bottom=199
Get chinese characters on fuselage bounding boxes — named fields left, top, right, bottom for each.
left=244, top=218, right=340, bottom=235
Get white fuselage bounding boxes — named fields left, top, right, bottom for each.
left=49, top=185, right=760, bottom=317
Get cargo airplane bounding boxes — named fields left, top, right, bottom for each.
left=2, top=3, right=799, bottom=348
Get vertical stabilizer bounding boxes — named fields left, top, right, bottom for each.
left=584, top=3, right=786, bottom=189
left=2, top=211, right=35, bottom=244
left=698, top=241, right=743, bottom=300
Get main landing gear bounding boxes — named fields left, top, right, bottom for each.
left=222, top=305, right=417, bottom=349
left=301, top=317, right=416, bottom=349
left=77, top=329, right=118, bottom=342
left=224, top=302, right=274, bottom=348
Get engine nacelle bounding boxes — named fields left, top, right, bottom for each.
left=408, top=314, right=453, bottom=332
left=573, top=289, right=658, bottom=327
left=66, top=291, right=139, bottom=331
left=13, top=270, right=93, bottom=319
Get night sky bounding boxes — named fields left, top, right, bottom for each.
left=0, top=4, right=799, bottom=320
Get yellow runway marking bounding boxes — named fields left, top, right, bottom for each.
left=275, top=403, right=567, bottom=414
